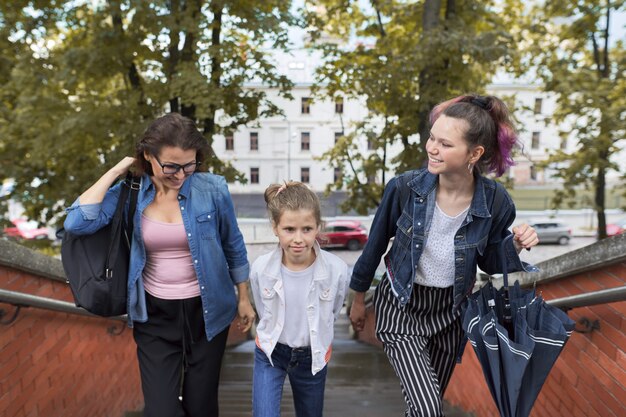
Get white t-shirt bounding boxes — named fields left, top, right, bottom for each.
left=277, top=264, right=314, bottom=347
left=415, top=203, right=469, bottom=288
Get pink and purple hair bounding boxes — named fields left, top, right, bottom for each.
left=429, top=94, right=518, bottom=177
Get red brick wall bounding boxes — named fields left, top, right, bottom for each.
left=354, top=261, right=626, bottom=417
left=1, top=265, right=143, bottom=417
left=0, top=264, right=249, bottom=417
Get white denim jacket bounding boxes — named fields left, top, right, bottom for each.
left=250, top=243, right=349, bottom=375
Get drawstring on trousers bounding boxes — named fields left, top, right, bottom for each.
left=178, top=298, right=196, bottom=402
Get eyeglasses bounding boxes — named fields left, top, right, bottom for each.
left=154, top=156, right=200, bottom=175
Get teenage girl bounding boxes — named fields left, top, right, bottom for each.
left=349, top=95, right=539, bottom=417
left=250, top=181, right=349, bottom=417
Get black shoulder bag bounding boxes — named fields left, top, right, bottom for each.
left=60, top=173, right=140, bottom=317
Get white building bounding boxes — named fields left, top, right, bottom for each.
left=214, top=50, right=623, bottom=193
left=213, top=84, right=383, bottom=193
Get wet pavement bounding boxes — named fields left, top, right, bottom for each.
left=219, top=240, right=598, bottom=416
left=220, top=312, right=403, bottom=416
left=219, top=309, right=473, bottom=417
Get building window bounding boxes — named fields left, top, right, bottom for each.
left=334, top=132, right=343, bottom=144
left=560, top=137, right=567, bottom=150
left=288, top=61, right=305, bottom=70
left=367, top=174, right=376, bottom=184
left=250, top=167, right=259, bottom=184
left=335, top=97, right=344, bottom=114
left=301, top=167, right=310, bottom=183
left=225, top=134, right=234, bottom=151
left=301, top=97, right=311, bottom=114
left=250, top=132, right=258, bottom=151
left=533, top=98, right=543, bottom=115
left=301, top=132, right=310, bottom=151
left=530, top=165, right=537, bottom=181
left=367, top=137, right=375, bottom=150
left=531, top=132, right=540, bottom=149
left=334, top=167, right=342, bottom=184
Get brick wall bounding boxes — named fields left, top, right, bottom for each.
left=0, top=240, right=250, bottom=417
left=0, top=265, right=143, bottom=417
left=354, top=235, right=626, bottom=417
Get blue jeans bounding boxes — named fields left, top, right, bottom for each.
left=253, top=344, right=327, bottom=417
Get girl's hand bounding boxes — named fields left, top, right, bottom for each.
left=237, top=299, right=256, bottom=333
left=512, top=223, right=539, bottom=252
left=349, top=293, right=367, bottom=332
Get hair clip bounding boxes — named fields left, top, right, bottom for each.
left=275, top=183, right=287, bottom=197
left=470, top=97, right=489, bottom=110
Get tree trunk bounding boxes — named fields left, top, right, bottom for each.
left=202, top=3, right=223, bottom=159
left=416, top=0, right=443, bottom=165
left=595, top=165, right=607, bottom=239
left=110, top=1, right=149, bottom=119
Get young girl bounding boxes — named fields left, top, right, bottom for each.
left=250, top=181, right=349, bottom=417
left=349, top=94, right=539, bottom=417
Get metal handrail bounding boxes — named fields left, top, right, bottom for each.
left=546, top=285, right=626, bottom=310
left=0, top=289, right=126, bottom=322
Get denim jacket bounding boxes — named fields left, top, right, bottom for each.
left=350, top=169, right=537, bottom=312
left=250, top=243, right=349, bottom=375
left=64, top=173, right=249, bottom=341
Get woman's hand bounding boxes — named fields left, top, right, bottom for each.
left=111, top=156, right=137, bottom=177
left=235, top=282, right=256, bottom=333
left=78, top=156, right=137, bottom=204
left=237, top=299, right=256, bottom=333
left=349, top=292, right=367, bottom=332
left=512, top=223, right=539, bottom=252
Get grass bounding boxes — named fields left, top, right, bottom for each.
left=508, top=186, right=625, bottom=211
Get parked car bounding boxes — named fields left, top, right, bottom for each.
left=3, top=218, right=51, bottom=240
left=606, top=217, right=626, bottom=237
left=530, top=221, right=572, bottom=245
left=318, top=219, right=368, bottom=251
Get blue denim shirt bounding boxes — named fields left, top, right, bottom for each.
left=64, top=173, right=249, bottom=341
left=351, top=169, right=537, bottom=312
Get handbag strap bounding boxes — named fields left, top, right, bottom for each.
left=125, top=173, right=140, bottom=239
left=104, top=173, right=140, bottom=277
left=105, top=175, right=132, bottom=276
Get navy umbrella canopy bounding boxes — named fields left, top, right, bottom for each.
left=462, top=235, right=575, bottom=417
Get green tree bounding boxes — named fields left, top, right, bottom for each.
left=520, top=0, right=626, bottom=238
left=304, top=0, right=522, bottom=213
left=0, top=0, right=295, bottom=225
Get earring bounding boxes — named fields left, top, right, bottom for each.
left=468, top=163, right=473, bottom=173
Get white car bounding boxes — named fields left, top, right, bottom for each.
left=530, top=221, right=572, bottom=245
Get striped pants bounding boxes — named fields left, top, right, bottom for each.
left=374, top=277, right=463, bottom=417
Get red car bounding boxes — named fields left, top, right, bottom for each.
left=318, top=219, right=368, bottom=251
left=3, top=218, right=51, bottom=240
left=606, top=217, right=626, bottom=237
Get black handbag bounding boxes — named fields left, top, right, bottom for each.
left=60, top=173, right=140, bottom=317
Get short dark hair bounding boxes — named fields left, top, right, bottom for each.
left=134, top=113, right=209, bottom=175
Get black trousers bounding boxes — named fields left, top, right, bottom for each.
left=133, top=292, right=229, bottom=417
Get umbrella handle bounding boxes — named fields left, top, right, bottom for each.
left=500, top=235, right=514, bottom=327
left=499, top=234, right=514, bottom=289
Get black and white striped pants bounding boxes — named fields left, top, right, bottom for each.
left=374, top=276, right=463, bottom=417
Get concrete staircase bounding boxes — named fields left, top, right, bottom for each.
left=219, top=312, right=474, bottom=417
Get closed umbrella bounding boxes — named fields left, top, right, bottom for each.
left=462, top=235, right=575, bottom=417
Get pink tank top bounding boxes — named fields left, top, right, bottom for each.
left=141, top=215, right=200, bottom=299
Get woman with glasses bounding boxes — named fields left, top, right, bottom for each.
left=64, top=113, right=255, bottom=417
